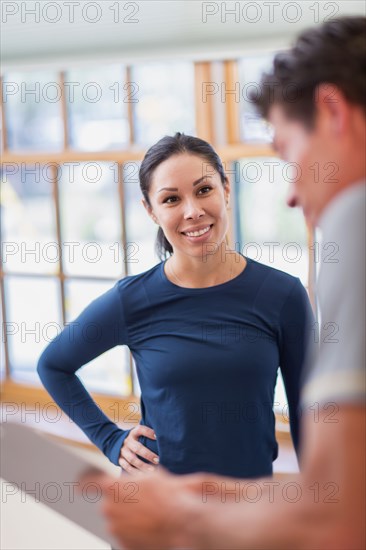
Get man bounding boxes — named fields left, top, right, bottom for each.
left=90, top=17, right=366, bottom=549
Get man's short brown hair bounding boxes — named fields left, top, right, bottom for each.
left=251, top=16, right=366, bottom=127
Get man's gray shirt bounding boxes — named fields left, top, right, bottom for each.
left=302, top=181, right=366, bottom=406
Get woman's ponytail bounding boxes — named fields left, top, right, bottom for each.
left=155, top=226, right=173, bottom=260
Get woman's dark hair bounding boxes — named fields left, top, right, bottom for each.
left=251, top=16, right=366, bottom=127
left=139, top=132, right=228, bottom=261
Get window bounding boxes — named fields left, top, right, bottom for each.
left=1, top=164, right=58, bottom=275
left=3, top=71, right=63, bottom=151
left=238, top=54, right=274, bottom=143
left=66, top=65, right=130, bottom=151
left=0, top=296, right=6, bottom=381
left=59, top=161, right=123, bottom=279
left=1, top=61, right=196, bottom=395
left=1, top=56, right=313, bottom=413
left=131, top=62, right=195, bottom=146
left=4, top=276, right=62, bottom=384
left=123, top=161, right=158, bottom=275
left=234, top=157, right=309, bottom=286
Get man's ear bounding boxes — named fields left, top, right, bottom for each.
left=315, top=83, right=349, bottom=135
left=141, top=199, right=158, bottom=224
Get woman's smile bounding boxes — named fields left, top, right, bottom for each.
left=181, top=223, right=214, bottom=242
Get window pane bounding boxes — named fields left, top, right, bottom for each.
left=5, top=277, right=62, bottom=384
left=132, top=62, right=195, bottom=146
left=65, top=280, right=131, bottom=396
left=59, top=162, right=123, bottom=278
left=1, top=165, right=58, bottom=275
left=236, top=157, right=309, bottom=286
left=0, top=339, right=5, bottom=381
left=3, top=71, right=63, bottom=151
left=238, top=55, right=274, bottom=143
left=66, top=65, right=129, bottom=151
left=131, top=355, right=141, bottom=398
left=274, top=371, right=287, bottom=417
left=0, top=292, right=6, bottom=381
left=123, top=161, right=158, bottom=275
left=0, top=105, right=5, bottom=151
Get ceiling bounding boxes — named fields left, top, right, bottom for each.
left=2, top=1, right=365, bottom=69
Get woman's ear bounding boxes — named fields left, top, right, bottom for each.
left=141, top=199, right=159, bottom=224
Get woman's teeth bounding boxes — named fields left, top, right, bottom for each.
left=184, top=225, right=211, bottom=237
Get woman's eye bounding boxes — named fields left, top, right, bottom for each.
left=198, top=186, right=212, bottom=194
left=163, top=186, right=212, bottom=204
left=163, top=196, right=178, bottom=204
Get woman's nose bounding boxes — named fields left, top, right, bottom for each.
left=183, top=199, right=205, bottom=219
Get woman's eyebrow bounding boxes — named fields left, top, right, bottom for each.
left=192, top=175, right=212, bottom=186
left=157, top=176, right=212, bottom=194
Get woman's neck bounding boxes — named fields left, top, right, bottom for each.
left=165, top=244, right=246, bottom=288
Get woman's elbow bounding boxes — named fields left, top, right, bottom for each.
left=36, top=347, right=55, bottom=383
left=36, top=353, right=48, bottom=384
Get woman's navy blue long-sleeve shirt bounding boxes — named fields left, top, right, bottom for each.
left=37, top=256, right=314, bottom=478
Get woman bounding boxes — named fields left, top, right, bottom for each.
left=37, top=133, right=314, bottom=478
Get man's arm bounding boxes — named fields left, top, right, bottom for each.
left=92, top=404, right=365, bottom=550
left=185, top=405, right=365, bottom=550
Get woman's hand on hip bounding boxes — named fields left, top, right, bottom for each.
left=119, top=424, right=159, bottom=473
